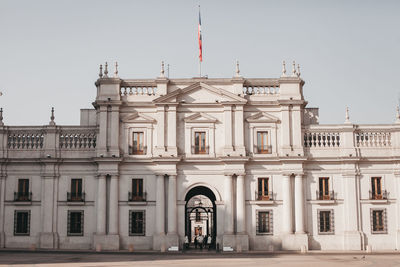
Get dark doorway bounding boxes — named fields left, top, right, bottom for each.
left=185, top=186, right=217, bottom=249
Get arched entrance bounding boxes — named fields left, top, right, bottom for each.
left=185, top=186, right=217, bottom=249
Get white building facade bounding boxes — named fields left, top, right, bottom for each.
left=1, top=62, right=400, bottom=251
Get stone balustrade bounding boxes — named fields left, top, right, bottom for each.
left=355, top=131, right=391, bottom=147
left=7, top=128, right=45, bottom=149
left=59, top=127, right=97, bottom=149
left=303, top=131, right=341, bottom=148
left=120, top=80, right=158, bottom=96
left=243, top=86, right=279, bottom=95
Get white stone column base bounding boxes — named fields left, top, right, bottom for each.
left=222, top=234, right=248, bottom=251
left=93, top=234, right=120, bottom=251
left=154, top=147, right=166, bottom=156
left=153, top=234, right=166, bottom=252
left=39, top=232, right=59, bottom=249
left=343, top=231, right=363, bottom=250
left=0, top=231, right=4, bottom=248
left=166, top=233, right=179, bottom=249
left=281, top=233, right=309, bottom=251
left=166, top=147, right=178, bottom=157
left=396, top=230, right=400, bottom=250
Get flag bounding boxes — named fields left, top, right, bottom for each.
left=198, top=7, right=202, bottom=62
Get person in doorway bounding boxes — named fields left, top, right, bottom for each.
left=194, top=235, right=198, bottom=249
left=197, top=235, right=204, bottom=250
left=207, top=235, right=212, bottom=250
left=184, top=235, right=189, bottom=249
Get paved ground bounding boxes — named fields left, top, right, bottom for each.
left=0, top=251, right=400, bottom=266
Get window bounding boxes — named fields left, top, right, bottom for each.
left=371, top=209, right=387, bottom=234
left=68, top=179, right=83, bottom=201
left=257, top=178, right=270, bottom=200
left=256, top=210, right=273, bottom=235
left=318, top=177, right=330, bottom=200
left=129, top=179, right=144, bottom=201
left=131, top=132, right=145, bottom=155
left=371, top=177, right=382, bottom=199
left=195, top=210, right=201, bottom=222
left=257, top=131, right=269, bottom=154
left=129, top=210, right=145, bottom=236
left=318, top=210, right=334, bottom=234
left=15, top=179, right=30, bottom=201
left=194, top=131, right=207, bottom=154
left=68, top=210, right=84, bottom=236
left=14, top=210, right=30, bottom=236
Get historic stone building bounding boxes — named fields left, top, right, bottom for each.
left=0, top=61, right=399, bottom=251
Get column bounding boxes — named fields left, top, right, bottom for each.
left=395, top=173, right=400, bottom=249
left=280, top=105, right=291, bottom=154
left=223, top=105, right=233, bottom=154
left=167, top=175, right=177, bottom=234
left=156, top=175, right=165, bottom=235
left=97, top=106, right=108, bottom=156
left=234, top=105, right=245, bottom=154
left=282, top=174, right=293, bottom=234
left=0, top=174, right=5, bottom=247
left=236, top=175, right=246, bottom=233
left=224, top=175, right=234, bottom=234
left=167, top=105, right=177, bottom=155
left=96, top=175, right=106, bottom=234
left=110, top=106, right=120, bottom=156
left=108, top=175, right=119, bottom=235
left=294, top=174, right=305, bottom=234
left=155, top=106, right=165, bottom=155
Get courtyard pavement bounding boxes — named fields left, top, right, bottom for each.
left=0, top=250, right=399, bottom=266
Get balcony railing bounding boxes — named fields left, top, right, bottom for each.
left=191, top=146, right=209, bottom=155
left=128, top=192, right=147, bottom=202
left=316, top=190, right=335, bottom=200
left=14, top=192, right=32, bottom=201
left=255, top=191, right=274, bottom=201
left=369, top=190, right=388, bottom=200
left=129, top=146, right=147, bottom=155
left=67, top=192, right=86, bottom=202
left=254, top=145, right=272, bottom=154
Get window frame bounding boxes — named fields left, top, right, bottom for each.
left=14, top=210, right=30, bottom=236
left=371, top=177, right=383, bottom=199
left=129, top=210, right=146, bottom=236
left=16, top=179, right=30, bottom=201
left=67, top=210, right=84, bottom=236
left=256, top=210, right=273, bottom=235
left=318, top=177, right=330, bottom=200
left=70, top=178, right=83, bottom=201
left=371, top=208, right=387, bottom=234
left=257, top=178, right=270, bottom=200
left=256, top=131, right=270, bottom=154
left=194, top=131, right=207, bottom=154
left=131, top=131, right=145, bottom=155
left=130, top=178, right=144, bottom=201
left=317, top=209, right=334, bottom=235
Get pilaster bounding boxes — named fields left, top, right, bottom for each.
left=223, top=105, right=234, bottom=155
left=166, top=105, right=177, bottom=156
left=153, top=174, right=166, bottom=251
left=281, top=174, right=293, bottom=234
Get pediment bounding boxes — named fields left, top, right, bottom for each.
left=184, top=112, right=218, bottom=123
left=153, top=82, right=246, bottom=104
left=246, top=112, right=280, bottom=123
left=121, top=112, right=156, bottom=123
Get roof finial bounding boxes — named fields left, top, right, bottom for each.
left=49, top=107, right=55, bottom=126
left=396, top=105, right=400, bottom=123
left=114, top=62, right=118, bottom=78
left=0, top=108, right=3, bottom=126
left=160, top=61, right=165, bottom=78
left=235, top=60, right=240, bottom=77
left=104, top=62, right=109, bottom=78
left=99, top=64, right=103, bottom=78
left=281, top=60, right=287, bottom=77
left=297, top=64, right=301, bottom=77
left=291, top=60, right=297, bottom=77
left=345, top=106, right=350, bottom=123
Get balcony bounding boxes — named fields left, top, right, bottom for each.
left=254, top=145, right=272, bottom=154
left=191, top=146, right=209, bottom=155
left=369, top=190, right=388, bottom=200
left=316, top=190, right=335, bottom=200
left=255, top=191, right=274, bottom=201
left=67, top=192, right=85, bottom=202
left=14, top=192, right=32, bottom=202
left=129, top=146, right=147, bottom=155
left=128, top=192, right=147, bottom=202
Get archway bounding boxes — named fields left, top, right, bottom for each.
left=184, top=186, right=217, bottom=249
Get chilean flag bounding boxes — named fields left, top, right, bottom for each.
left=198, top=7, right=202, bottom=62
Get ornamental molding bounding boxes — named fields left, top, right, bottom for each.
left=246, top=112, right=280, bottom=123
left=184, top=112, right=218, bottom=123
left=121, top=112, right=156, bottom=123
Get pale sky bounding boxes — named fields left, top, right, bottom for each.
left=0, top=0, right=399, bottom=125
